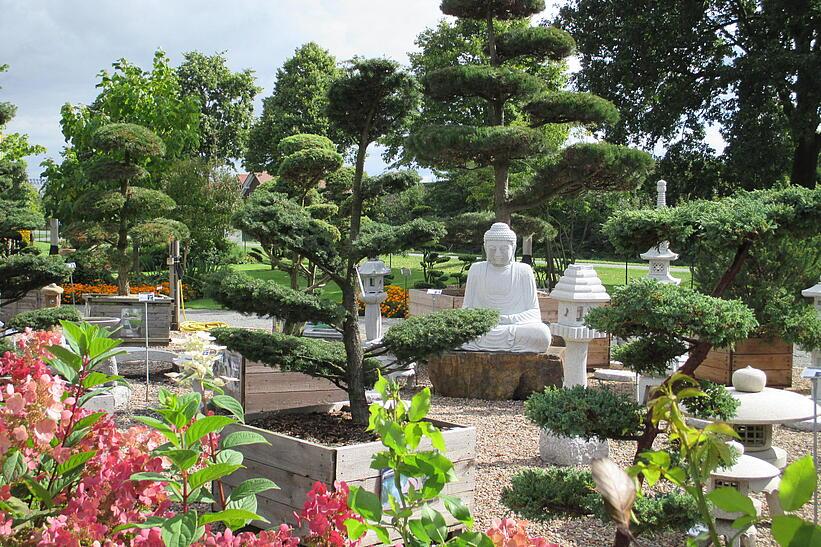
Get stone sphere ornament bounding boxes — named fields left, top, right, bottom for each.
left=732, top=366, right=767, bottom=393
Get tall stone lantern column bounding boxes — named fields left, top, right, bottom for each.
left=549, top=264, right=610, bottom=388
left=358, top=258, right=391, bottom=341
left=641, top=180, right=681, bottom=286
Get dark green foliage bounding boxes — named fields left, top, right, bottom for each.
left=525, top=385, right=645, bottom=440
left=277, top=147, right=343, bottom=196
left=682, top=380, right=739, bottom=421
left=442, top=211, right=556, bottom=251
left=424, top=66, right=544, bottom=103
left=501, top=467, right=599, bottom=519
left=210, top=272, right=343, bottom=326
left=440, top=0, right=545, bottom=20
left=613, top=336, right=687, bottom=377
left=513, top=143, right=654, bottom=207
left=408, top=125, right=549, bottom=167
left=353, top=218, right=446, bottom=261
left=525, top=91, right=619, bottom=127
left=362, top=170, right=420, bottom=199
left=586, top=279, right=758, bottom=350
left=502, top=467, right=699, bottom=534
left=233, top=187, right=342, bottom=272
left=327, top=58, right=419, bottom=144
left=245, top=43, right=343, bottom=173
left=414, top=248, right=452, bottom=289
left=211, top=327, right=378, bottom=391
left=7, top=307, right=82, bottom=331
left=0, top=255, right=71, bottom=307
left=90, top=123, right=166, bottom=159
left=496, top=26, right=575, bottom=62
left=176, top=51, right=260, bottom=163
left=129, top=218, right=190, bottom=246
left=380, top=308, right=499, bottom=364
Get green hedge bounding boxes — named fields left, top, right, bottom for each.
left=7, top=307, right=82, bottom=332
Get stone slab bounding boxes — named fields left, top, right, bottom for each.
left=82, top=385, right=131, bottom=413
left=593, top=368, right=636, bottom=382
left=539, top=429, right=609, bottom=466
left=427, top=349, right=563, bottom=400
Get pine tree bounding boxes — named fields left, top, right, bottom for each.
left=407, top=0, right=653, bottom=224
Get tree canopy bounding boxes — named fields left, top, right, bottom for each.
left=177, top=51, right=260, bottom=163
left=245, top=43, right=344, bottom=174
left=558, top=0, right=820, bottom=187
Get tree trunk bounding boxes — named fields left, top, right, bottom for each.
left=349, top=133, right=370, bottom=239
left=790, top=132, right=820, bottom=187
left=116, top=181, right=130, bottom=296
left=342, top=281, right=368, bottom=424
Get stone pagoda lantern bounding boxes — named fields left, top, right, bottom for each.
left=641, top=180, right=681, bottom=286
left=358, top=258, right=391, bottom=341
left=725, top=366, right=819, bottom=469
left=40, top=283, right=64, bottom=309
left=549, top=264, right=610, bottom=388
left=802, top=277, right=821, bottom=374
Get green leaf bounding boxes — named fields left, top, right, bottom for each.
left=58, top=321, right=84, bottom=352
left=56, top=450, right=97, bottom=476
left=344, top=518, right=368, bottom=540
left=368, top=524, right=391, bottom=545
left=23, top=478, right=53, bottom=508
left=200, top=508, right=267, bottom=526
left=442, top=495, right=473, bottom=527
left=348, top=485, right=382, bottom=522
left=73, top=411, right=105, bottom=431
left=211, top=395, right=245, bottom=423
left=184, top=416, right=235, bottom=447
left=112, top=516, right=166, bottom=533
left=47, top=345, right=82, bottom=370
left=133, top=415, right=179, bottom=446
left=81, top=371, right=113, bottom=389
left=220, top=430, right=269, bottom=450
left=161, top=510, right=202, bottom=547
left=179, top=393, right=202, bottom=423
left=779, top=455, right=816, bottom=512
left=216, top=449, right=243, bottom=466
left=228, top=478, right=279, bottom=501
left=49, top=359, right=78, bottom=383
left=188, top=463, right=241, bottom=491
left=422, top=422, right=446, bottom=452
left=772, top=515, right=821, bottom=547
left=131, top=472, right=170, bottom=482
left=421, top=504, right=448, bottom=544
left=373, top=373, right=389, bottom=400
left=158, top=449, right=200, bottom=471
left=408, top=519, right=432, bottom=543
left=707, top=487, right=756, bottom=516
left=2, top=450, right=25, bottom=482
left=453, top=531, right=495, bottom=547
left=408, top=388, right=431, bottom=422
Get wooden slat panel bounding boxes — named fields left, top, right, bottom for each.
left=245, top=391, right=348, bottom=414
left=224, top=423, right=335, bottom=481
left=734, top=337, right=792, bottom=355
left=222, top=460, right=323, bottom=507
left=245, top=372, right=343, bottom=394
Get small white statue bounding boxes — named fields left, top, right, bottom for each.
left=461, top=222, right=551, bottom=353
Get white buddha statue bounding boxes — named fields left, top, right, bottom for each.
left=461, top=222, right=552, bottom=353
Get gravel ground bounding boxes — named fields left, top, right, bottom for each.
left=115, top=344, right=819, bottom=546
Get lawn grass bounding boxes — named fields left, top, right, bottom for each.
left=184, top=254, right=693, bottom=310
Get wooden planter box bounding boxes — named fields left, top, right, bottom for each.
left=219, top=419, right=476, bottom=544
left=408, top=288, right=610, bottom=369
left=216, top=351, right=347, bottom=414
left=85, top=295, right=172, bottom=346
left=695, top=336, right=793, bottom=387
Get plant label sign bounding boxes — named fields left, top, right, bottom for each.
left=138, top=293, right=156, bottom=302
left=426, top=289, right=443, bottom=295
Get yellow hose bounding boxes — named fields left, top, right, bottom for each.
left=177, top=279, right=228, bottom=332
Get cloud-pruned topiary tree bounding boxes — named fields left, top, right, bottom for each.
left=69, top=123, right=188, bottom=295
left=213, top=58, right=499, bottom=424
left=406, top=0, right=653, bottom=225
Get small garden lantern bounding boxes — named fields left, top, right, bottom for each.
left=40, top=283, right=64, bottom=309
left=549, top=264, right=610, bottom=388
left=358, top=258, right=391, bottom=341
left=802, top=277, right=821, bottom=372
left=641, top=180, right=681, bottom=285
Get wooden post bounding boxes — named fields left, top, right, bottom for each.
left=168, top=239, right=181, bottom=330
left=49, top=218, right=59, bottom=255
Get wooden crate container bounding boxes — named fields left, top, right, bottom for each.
left=216, top=351, right=348, bottom=414
left=85, top=295, right=172, bottom=346
left=695, top=337, right=793, bottom=387
left=408, top=288, right=611, bottom=368
left=219, top=420, right=476, bottom=544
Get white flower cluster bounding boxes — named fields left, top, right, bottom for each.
left=168, top=331, right=235, bottom=394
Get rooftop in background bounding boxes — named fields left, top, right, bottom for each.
left=239, top=172, right=273, bottom=197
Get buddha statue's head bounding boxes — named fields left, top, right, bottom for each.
left=484, top=222, right=516, bottom=267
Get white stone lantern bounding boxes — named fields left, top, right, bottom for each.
left=358, top=258, right=391, bottom=341
left=802, top=277, right=821, bottom=372
left=549, top=264, right=610, bottom=388
left=641, top=180, right=681, bottom=286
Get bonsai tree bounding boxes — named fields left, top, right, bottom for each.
left=235, top=133, right=343, bottom=334
left=406, top=0, right=653, bottom=225
left=68, top=123, right=188, bottom=295
left=212, top=58, right=499, bottom=424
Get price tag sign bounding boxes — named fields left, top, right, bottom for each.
left=400, top=267, right=411, bottom=277
left=801, top=368, right=821, bottom=379
left=426, top=289, right=443, bottom=295
left=138, top=292, right=155, bottom=302
left=66, top=262, right=77, bottom=270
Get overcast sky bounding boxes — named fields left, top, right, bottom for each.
left=1, top=1, right=721, bottom=181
